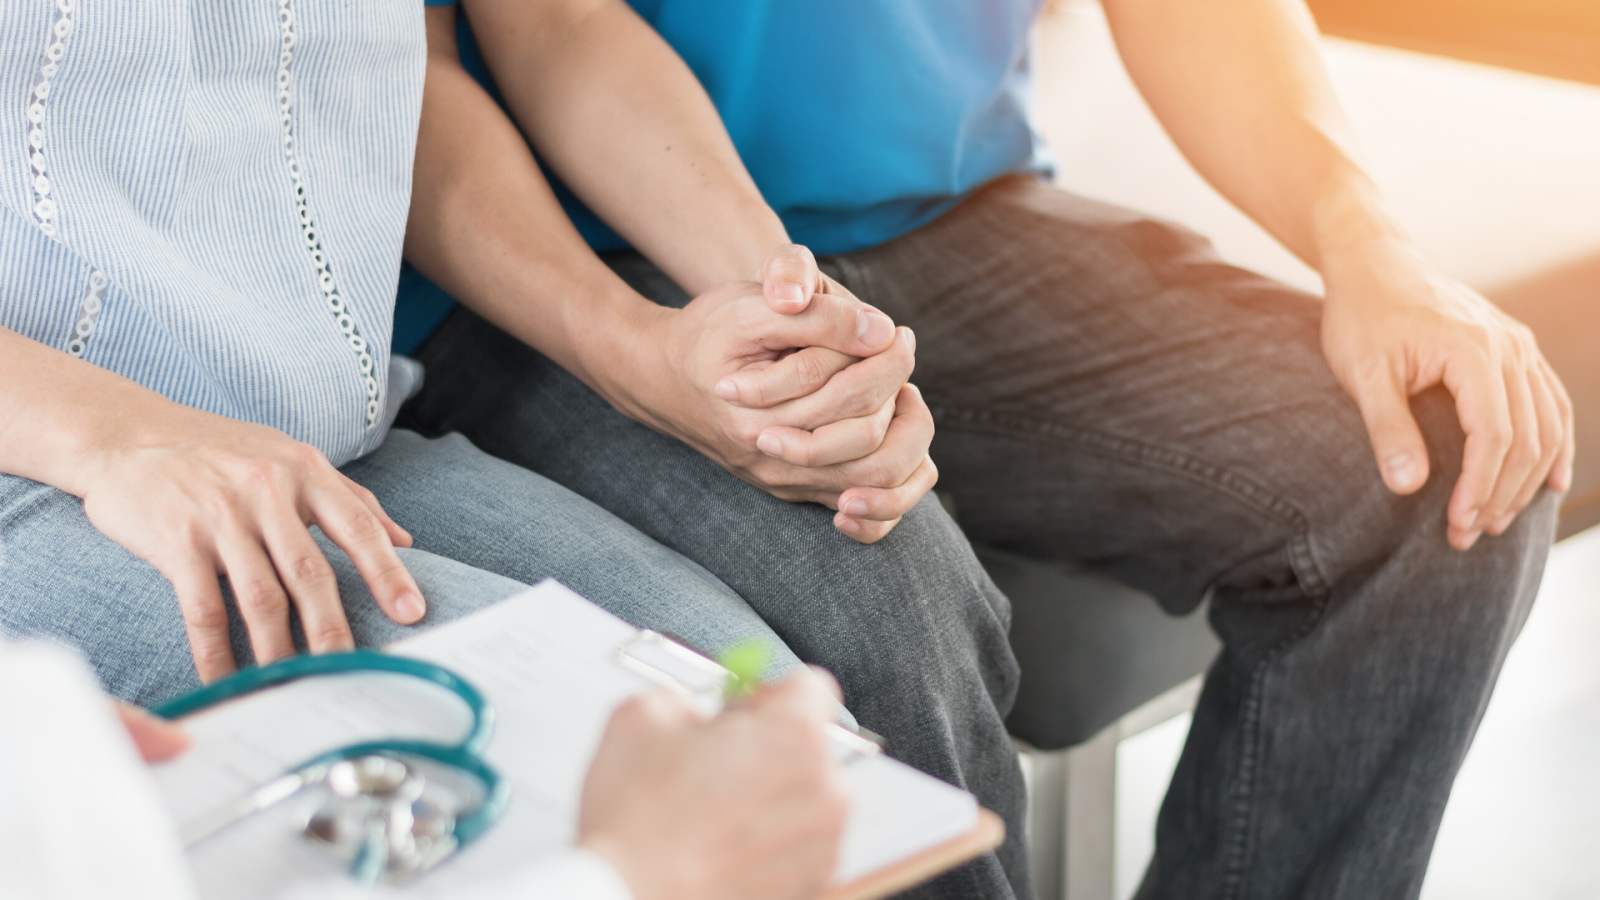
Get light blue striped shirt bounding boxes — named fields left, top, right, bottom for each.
left=1, top=0, right=425, bottom=466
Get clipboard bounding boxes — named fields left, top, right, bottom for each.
left=154, top=580, right=1006, bottom=899
left=822, top=808, right=1005, bottom=900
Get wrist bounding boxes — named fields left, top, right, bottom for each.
left=66, top=393, right=194, bottom=499
left=1307, top=171, right=1413, bottom=273
left=563, top=285, right=678, bottom=424
left=672, top=209, right=790, bottom=296
left=577, top=834, right=658, bottom=900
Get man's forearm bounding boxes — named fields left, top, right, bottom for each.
left=1100, top=0, right=1574, bottom=541
left=403, top=8, right=934, bottom=540
left=1100, top=0, right=1407, bottom=269
left=460, top=0, right=788, bottom=296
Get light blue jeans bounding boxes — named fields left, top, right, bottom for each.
left=0, top=429, right=802, bottom=707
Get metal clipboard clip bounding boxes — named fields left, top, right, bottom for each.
left=616, top=630, right=727, bottom=711
left=616, top=630, right=883, bottom=762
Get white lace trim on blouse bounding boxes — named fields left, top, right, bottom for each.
left=27, top=0, right=72, bottom=239
left=65, top=267, right=107, bottom=358
left=28, top=0, right=109, bottom=358
left=278, top=0, right=381, bottom=429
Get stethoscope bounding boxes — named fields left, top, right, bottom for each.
left=153, top=650, right=510, bottom=885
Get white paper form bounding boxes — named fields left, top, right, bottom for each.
left=152, top=580, right=979, bottom=898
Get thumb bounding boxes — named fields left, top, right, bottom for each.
left=760, top=244, right=820, bottom=315
left=1351, top=364, right=1431, bottom=495
left=746, top=669, right=839, bottom=726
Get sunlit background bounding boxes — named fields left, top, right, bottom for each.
left=1028, top=1, right=1600, bottom=897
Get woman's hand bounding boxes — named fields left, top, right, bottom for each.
left=76, top=406, right=424, bottom=682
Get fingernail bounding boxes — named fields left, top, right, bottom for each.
left=857, top=310, right=894, bottom=347
left=1384, top=454, right=1417, bottom=491
left=837, top=517, right=861, bottom=535
left=774, top=282, right=806, bottom=306
left=1493, top=514, right=1514, bottom=534
left=904, top=327, right=916, bottom=353
left=756, top=433, right=784, bottom=458
left=1460, top=530, right=1482, bottom=550
left=843, top=498, right=869, bottom=516
left=395, top=591, right=425, bottom=623
left=715, top=378, right=739, bottom=401
left=1460, top=508, right=1479, bottom=530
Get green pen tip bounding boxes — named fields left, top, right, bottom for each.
left=717, top=637, right=773, bottom=700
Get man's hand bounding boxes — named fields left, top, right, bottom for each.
left=748, top=246, right=942, bottom=542
left=1092, top=0, right=1572, bottom=552
left=578, top=672, right=850, bottom=900
left=78, top=406, right=424, bottom=682
left=620, top=267, right=937, bottom=545
left=1321, top=237, right=1574, bottom=551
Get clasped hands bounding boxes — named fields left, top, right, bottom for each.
left=611, top=245, right=936, bottom=544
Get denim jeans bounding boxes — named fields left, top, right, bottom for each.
left=0, top=430, right=806, bottom=708
left=406, top=175, right=1556, bottom=900
left=401, top=318, right=1028, bottom=896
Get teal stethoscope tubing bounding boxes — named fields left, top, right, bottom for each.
left=153, top=649, right=509, bottom=848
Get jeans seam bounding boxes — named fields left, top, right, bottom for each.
left=1220, top=586, right=1331, bottom=900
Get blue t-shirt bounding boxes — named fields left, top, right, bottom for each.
left=400, top=0, right=1050, bottom=353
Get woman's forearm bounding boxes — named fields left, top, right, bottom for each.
left=0, top=327, right=186, bottom=496
left=459, top=0, right=789, bottom=296
left=1100, top=0, right=1407, bottom=270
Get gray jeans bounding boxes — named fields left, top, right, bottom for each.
left=0, top=430, right=810, bottom=706
left=403, top=176, right=1556, bottom=900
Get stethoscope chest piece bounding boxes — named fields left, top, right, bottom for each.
left=156, top=651, right=509, bottom=887
left=302, top=754, right=461, bottom=884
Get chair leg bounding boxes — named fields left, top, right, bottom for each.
left=1064, top=725, right=1119, bottom=900
left=1017, top=678, right=1206, bottom=900
left=1022, top=744, right=1069, bottom=900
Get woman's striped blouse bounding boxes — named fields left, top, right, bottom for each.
left=2, top=0, right=425, bottom=466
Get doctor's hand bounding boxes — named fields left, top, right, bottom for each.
left=76, top=404, right=424, bottom=683
left=612, top=265, right=936, bottom=545
left=116, top=702, right=190, bottom=763
left=577, top=672, right=849, bottom=900
left=1320, top=236, right=1574, bottom=551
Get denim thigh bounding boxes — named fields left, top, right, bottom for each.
left=340, top=430, right=803, bottom=679
left=0, top=430, right=799, bottom=707
left=401, top=295, right=1029, bottom=900
left=823, top=175, right=1556, bottom=900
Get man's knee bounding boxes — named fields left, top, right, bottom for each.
left=1393, top=385, right=1554, bottom=585
left=1318, top=385, right=1555, bottom=660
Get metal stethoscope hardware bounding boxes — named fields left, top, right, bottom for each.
left=154, top=650, right=511, bottom=885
